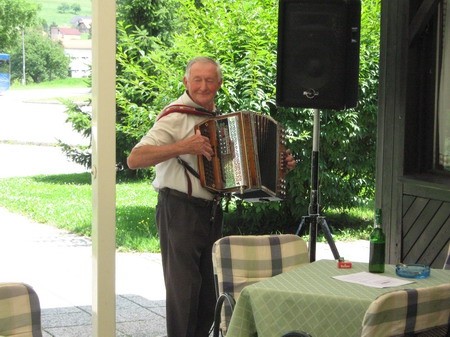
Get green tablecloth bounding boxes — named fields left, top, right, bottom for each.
left=226, top=259, right=450, bottom=337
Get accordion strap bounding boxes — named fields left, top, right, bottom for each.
left=177, top=156, right=230, bottom=218
left=177, top=156, right=200, bottom=197
left=176, top=156, right=229, bottom=212
left=157, top=104, right=215, bottom=121
left=177, top=157, right=200, bottom=179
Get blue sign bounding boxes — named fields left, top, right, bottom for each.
left=0, top=53, right=11, bottom=93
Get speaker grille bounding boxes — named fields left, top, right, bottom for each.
left=276, top=0, right=361, bottom=110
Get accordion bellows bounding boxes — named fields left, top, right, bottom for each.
left=195, top=111, right=287, bottom=202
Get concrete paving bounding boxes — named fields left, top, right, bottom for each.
left=0, top=88, right=369, bottom=336
left=0, top=208, right=167, bottom=337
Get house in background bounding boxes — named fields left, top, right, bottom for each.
left=63, top=39, right=92, bottom=78
left=50, top=27, right=81, bottom=42
left=50, top=24, right=92, bottom=78
left=71, top=16, right=92, bottom=34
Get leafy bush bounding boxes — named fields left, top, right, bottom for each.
left=62, top=0, right=381, bottom=234
left=163, top=0, right=380, bottom=233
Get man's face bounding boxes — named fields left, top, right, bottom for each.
left=183, top=62, right=222, bottom=110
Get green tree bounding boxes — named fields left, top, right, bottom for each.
left=0, top=0, right=39, bottom=51
left=122, top=0, right=378, bottom=227
left=60, top=0, right=178, bottom=176
left=71, top=3, right=81, bottom=14
left=115, top=0, right=178, bottom=177
left=57, top=3, right=70, bottom=13
left=10, top=30, right=70, bottom=83
left=113, top=0, right=381, bottom=232
left=61, top=0, right=381, bottom=233
left=117, top=0, right=175, bottom=41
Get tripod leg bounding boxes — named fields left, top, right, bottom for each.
left=318, top=216, right=340, bottom=260
left=309, top=216, right=317, bottom=262
left=295, top=216, right=307, bottom=236
left=295, top=216, right=317, bottom=262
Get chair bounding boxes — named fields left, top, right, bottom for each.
left=212, top=234, right=309, bottom=337
left=444, top=242, right=450, bottom=270
left=0, top=283, right=43, bottom=337
left=361, top=283, right=450, bottom=337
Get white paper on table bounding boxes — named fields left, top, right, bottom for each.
left=332, top=272, right=415, bottom=288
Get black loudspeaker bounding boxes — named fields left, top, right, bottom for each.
left=276, top=0, right=361, bottom=110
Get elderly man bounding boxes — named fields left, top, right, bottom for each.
left=128, top=56, right=296, bottom=337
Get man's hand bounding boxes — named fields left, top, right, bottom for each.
left=183, top=129, right=214, bottom=161
left=285, top=149, right=297, bottom=172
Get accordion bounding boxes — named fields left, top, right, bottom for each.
left=195, top=111, right=288, bottom=202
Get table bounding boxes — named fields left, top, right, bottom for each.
left=225, top=260, right=450, bottom=337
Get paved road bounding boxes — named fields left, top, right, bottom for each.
left=0, top=88, right=90, bottom=146
left=0, top=88, right=90, bottom=178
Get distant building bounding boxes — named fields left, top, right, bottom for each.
left=50, top=27, right=81, bottom=42
left=72, top=17, right=92, bottom=34
left=50, top=25, right=92, bottom=78
left=63, top=39, right=92, bottom=78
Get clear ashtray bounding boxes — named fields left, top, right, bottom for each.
left=395, top=264, right=430, bottom=279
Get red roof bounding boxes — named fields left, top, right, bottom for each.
left=58, top=28, right=81, bottom=36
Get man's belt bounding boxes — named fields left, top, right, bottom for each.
left=159, top=187, right=215, bottom=208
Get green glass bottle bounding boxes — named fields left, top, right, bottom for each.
left=369, top=208, right=385, bottom=273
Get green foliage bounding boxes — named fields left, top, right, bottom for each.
left=57, top=3, right=81, bottom=14
left=58, top=99, right=92, bottom=168
left=9, top=30, right=70, bottom=83
left=61, top=0, right=381, bottom=234
left=165, top=0, right=380, bottom=233
left=61, top=0, right=179, bottom=178
left=170, top=0, right=279, bottom=113
left=117, top=0, right=176, bottom=43
left=57, top=3, right=70, bottom=13
left=115, top=22, right=178, bottom=178
left=0, top=0, right=39, bottom=50
left=115, top=1, right=178, bottom=177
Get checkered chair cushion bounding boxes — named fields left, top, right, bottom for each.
left=361, top=283, right=450, bottom=337
left=0, top=283, right=42, bottom=337
left=212, top=234, right=309, bottom=336
left=444, top=243, right=450, bottom=270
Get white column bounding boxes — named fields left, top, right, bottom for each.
left=91, top=0, right=116, bottom=336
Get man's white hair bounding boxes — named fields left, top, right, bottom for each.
left=184, top=56, right=222, bottom=81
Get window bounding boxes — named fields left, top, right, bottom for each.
left=404, top=0, right=450, bottom=178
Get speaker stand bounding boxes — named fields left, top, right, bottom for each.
left=295, top=109, right=340, bottom=262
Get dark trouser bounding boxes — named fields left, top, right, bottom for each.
left=156, top=188, right=223, bottom=337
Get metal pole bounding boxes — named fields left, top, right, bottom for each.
left=308, top=109, right=320, bottom=262
left=21, top=29, right=26, bottom=85
left=296, top=109, right=340, bottom=261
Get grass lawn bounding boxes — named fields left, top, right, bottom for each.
left=36, top=0, right=92, bottom=27
left=0, top=171, right=372, bottom=253
left=0, top=173, right=161, bottom=252
left=11, top=77, right=89, bottom=90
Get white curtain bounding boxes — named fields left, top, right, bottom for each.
left=439, top=0, right=450, bottom=171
